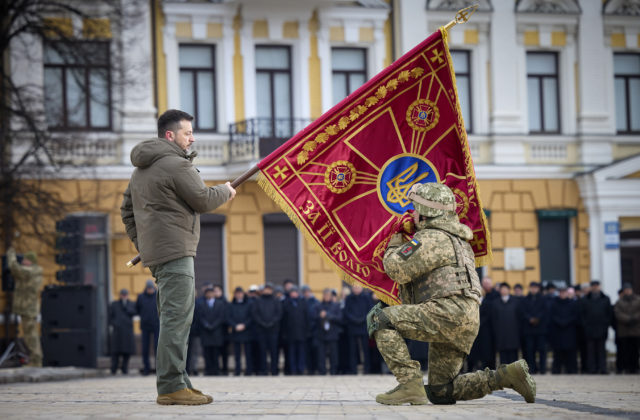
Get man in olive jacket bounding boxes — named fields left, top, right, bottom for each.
left=121, top=109, right=235, bottom=405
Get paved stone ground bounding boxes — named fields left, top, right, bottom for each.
left=1, top=373, right=639, bottom=419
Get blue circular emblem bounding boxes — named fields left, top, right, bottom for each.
left=377, top=155, right=439, bottom=215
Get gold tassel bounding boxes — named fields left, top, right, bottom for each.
left=440, top=28, right=493, bottom=267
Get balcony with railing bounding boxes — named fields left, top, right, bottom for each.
left=228, top=117, right=313, bottom=163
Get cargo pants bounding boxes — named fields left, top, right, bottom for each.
left=374, top=294, right=502, bottom=402
left=21, top=315, right=42, bottom=367
left=150, top=256, right=195, bottom=395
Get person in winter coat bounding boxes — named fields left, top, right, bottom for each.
left=315, top=288, right=342, bottom=374
left=197, top=286, right=226, bottom=375
left=136, top=280, right=160, bottom=375
left=491, top=283, right=521, bottom=364
left=186, top=283, right=209, bottom=376
left=519, top=282, right=549, bottom=374
left=213, top=285, right=230, bottom=375
left=614, top=283, right=640, bottom=374
left=301, top=285, right=320, bottom=374
left=468, top=277, right=499, bottom=371
left=579, top=281, right=612, bottom=374
left=109, top=289, right=136, bottom=374
left=227, top=287, right=254, bottom=376
left=120, top=109, right=235, bottom=405
left=549, top=286, right=579, bottom=373
left=282, top=287, right=309, bottom=374
left=251, top=284, right=282, bottom=375
left=344, top=284, right=372, bottom=374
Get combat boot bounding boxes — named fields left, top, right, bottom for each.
left=375, top=378, right=428, bottom=405
left=495, top=359, right=536, bottom=403
left=189, top=388, right=213, bottom=403
left=156, top=388, right=211, bottom=405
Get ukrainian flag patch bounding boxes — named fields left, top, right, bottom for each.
left=398, top=238, right=421, bottom=260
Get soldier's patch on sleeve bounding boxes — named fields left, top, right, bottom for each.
left=397, top=238, right=421, bottom=260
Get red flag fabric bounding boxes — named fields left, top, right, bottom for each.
left=257, top=28, right=491, bottom=305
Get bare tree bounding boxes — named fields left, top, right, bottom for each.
left=0, top=0, right=146, bottom=249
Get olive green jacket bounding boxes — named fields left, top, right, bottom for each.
left=7, top=247, right=43, bottom=317
left=120, top=138, right=230, bottom=267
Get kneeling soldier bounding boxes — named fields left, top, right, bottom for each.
left=368, top=183, right=536, bottom=405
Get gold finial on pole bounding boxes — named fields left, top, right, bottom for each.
left=443, top=4, right=479, bottom=32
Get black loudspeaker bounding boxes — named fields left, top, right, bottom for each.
left=41, top=285, right=97, bottom=368
left=41, top=285, right=96, bottom=330
left=42, top=330, right=97, bottom=368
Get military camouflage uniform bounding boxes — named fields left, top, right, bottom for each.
left=371, top=183, right=534, bottom=404
left=7, top=247, right=43, bottom=367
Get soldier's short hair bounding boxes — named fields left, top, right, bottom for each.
left=157, top=109, right=193, bottom=138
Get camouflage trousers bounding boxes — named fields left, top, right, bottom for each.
left=374, top=294, right=501, bottom=401
left=21, top=315, right=42, bottom=367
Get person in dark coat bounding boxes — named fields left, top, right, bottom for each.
left=187, top=284, right=209, bottom=376
left=109, top=289, right=136, bottom=374
left=136, top=280, right=159, bottom=375
left=316, top=288, right=342, bottom=375
left=575, top=283, right=590, bottom=373
left=520, top=282, right=549, bottom=374
left=301, top=285, right=320, bottom=374
left=247, top=285, right=261, bottom=375
left=227, top=287, right=253, bottom=376
left=579, top=281, right=612, bottom=374
left=491, top=283, right=520, bottom=365
left=197, top=286, right=226, bottom=375
left=343, top=284, right=372, bottom=374
left=468, top=277, right=499, bottom=371
left=282, top=286, right=309, bottom=374
left=549, top=286, right=579, bottom=373
left=614, top=283, right=640, bottom=374
left=251, top=284, right=282, bottom=375
left=213, top=285, right=230, bottom=375
left=337, top=287, right=350, bottom=374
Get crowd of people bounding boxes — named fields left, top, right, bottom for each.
left=109, top=277, right=639, bottom=377
left=184, top=280, right=393, bottom=376
left=468, top=278, right=640, bottom=375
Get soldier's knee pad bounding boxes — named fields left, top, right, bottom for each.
left=425, top=382, right=456, bottom=405
left=367, top=304, right=393, bottom=337
left=370, top=311, right=394, bottom=336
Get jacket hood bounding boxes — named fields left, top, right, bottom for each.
left=418, top=211, right=473, bottom=240
left=130, top=138, right=187, bottom=168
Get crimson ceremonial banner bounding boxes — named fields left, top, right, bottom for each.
left=257, top=28, right=491, bottom=305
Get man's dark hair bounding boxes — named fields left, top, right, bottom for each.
left=157, top=109, right=194, bottom=138
left=500, top=282, right=511, bottom=289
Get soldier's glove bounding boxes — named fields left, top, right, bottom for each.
left=388, top=233, right=404, bottom=247
left=366, top=301, right=388, bottom=338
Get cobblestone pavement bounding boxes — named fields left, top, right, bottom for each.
left=1, top=373, right=639, bottom=419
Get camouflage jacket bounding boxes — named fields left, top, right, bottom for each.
left=7, top=247, right=43, bottom=317
left=383, top=212, right=481, bottom=305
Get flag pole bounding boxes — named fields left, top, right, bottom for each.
left=443, top=4, right=479, bottom=32
left=125, top=165, right=260, bottom=268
